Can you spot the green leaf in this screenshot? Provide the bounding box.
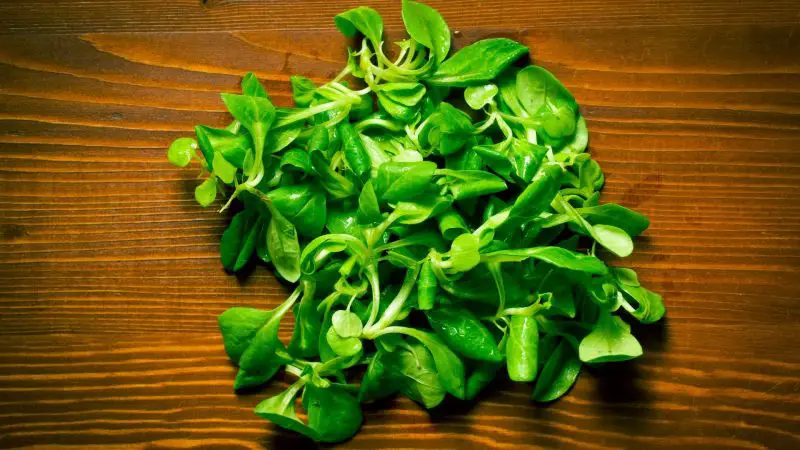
[356,180,383,225]
[438,169,507,200]
[426,102,473,155]
[194,177,217,207]
[480,246,608,275]
[377,92,419,123]
[334,6,384,45]
[445,233,481,273]
[303,383,363,443]
[255,383,321,441]
[195,125,251,169]
[417,259,438,310]
[592,224,634,258]
[266,209,301,282]
[218,306,272,364]
[507,163,562,222]
[359,134,391,174]
[238,293,298,372]
[242,72,269,98]
[401,0,450,65]
[426,306,502,362]
[393,328,466,399]
[358,349,401,403]
[617,282,666,324]
[338,121,371,178]
[560,115,588,154]
[220,210,259,272]
[464,83,498,110]
[288,287,322,358]
[310,151,357,199]
[280,148,312,175]
[506,315,539,382]
[579,312,643,363]
[387,342,447,408]
[220,93,276,157]
[376,82,427,107]
[515,65,578,143]
[465,361,501,400]
[577,159,604,192]
[167,137,196,167]
[212,152,237,184]
[235,216,262,271]
[265,123,302,154]
[326,325,363,357]
[532,340,581,402]
[436,209,469,241]
[374,161,437,203]
[290,76,316,108]
[613,267,640,286]
[428,38,528,87]
[268,184,327,238]
[332,310,363,338]
[233,366,281,391]
[579,204,650,237]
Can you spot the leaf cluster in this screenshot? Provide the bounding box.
[167,0,664,443]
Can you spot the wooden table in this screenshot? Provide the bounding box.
[1,1,799,448]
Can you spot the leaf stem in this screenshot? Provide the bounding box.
[363,264,421,337]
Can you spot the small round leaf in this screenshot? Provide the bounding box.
[167,137,196,167]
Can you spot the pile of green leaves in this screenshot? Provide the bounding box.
[167,0,664,443]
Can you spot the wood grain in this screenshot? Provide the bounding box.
[2,0,800,34]
[1,2,800,448]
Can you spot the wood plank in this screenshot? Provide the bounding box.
[0,11,798,450]
[1,0,799,35]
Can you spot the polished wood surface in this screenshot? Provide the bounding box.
[1,1,799,448]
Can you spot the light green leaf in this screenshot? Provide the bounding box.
[167,137,196,167]
[579,312,643,364]
[194,177,217,207]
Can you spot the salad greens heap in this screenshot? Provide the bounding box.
[167,0,665,443]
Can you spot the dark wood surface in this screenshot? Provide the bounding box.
[1,1,799,448]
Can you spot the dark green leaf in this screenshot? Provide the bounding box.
[374,161,437,203]
[218,306,271,364]
[303,383,363,443]
[220,210,259,272]
[266,209,301,282]
[268,184,327,238]
[532,340,581,402]
[358,349,401,403]
[387,341,447,408]
[465,361,501,400]
[426,306,502,362]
